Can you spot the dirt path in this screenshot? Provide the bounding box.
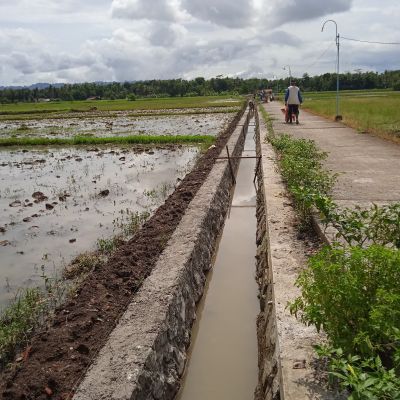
[264,102,400,208]
[0,108,245,400]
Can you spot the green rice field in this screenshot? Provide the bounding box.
[0,95,243,119]
[302,89,400,140]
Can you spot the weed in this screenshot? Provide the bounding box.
[316,347,400,400]
[269,133,336,225]
[63,252,103,279]
[320,202,400,248]
[122,211,150,237]
[97,237,119,254]
[0,288,44,367]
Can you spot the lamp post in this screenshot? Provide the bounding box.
[282,65,292,86]
[272,74,279,97]
[322,19,342,121]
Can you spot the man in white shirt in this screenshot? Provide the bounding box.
[284,81,303,124]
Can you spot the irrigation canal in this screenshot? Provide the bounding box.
[176,116,259,400]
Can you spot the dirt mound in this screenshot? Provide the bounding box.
[0,107,245,400]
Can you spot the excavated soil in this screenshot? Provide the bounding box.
[0,107,245,400]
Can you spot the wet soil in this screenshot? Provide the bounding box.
[0,112,235,139]
[0,107,245,399]
[0,145,198,306]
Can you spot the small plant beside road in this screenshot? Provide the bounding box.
[291,244,400,399]
[269,133,336,226]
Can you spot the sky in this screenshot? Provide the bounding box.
[0,0,399,85]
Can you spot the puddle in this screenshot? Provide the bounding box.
[0,145,199,307]
[0,113,235,139]
[176,119,258,400]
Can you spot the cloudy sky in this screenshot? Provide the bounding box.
[1,0,399,85]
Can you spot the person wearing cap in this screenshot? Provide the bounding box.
[284,81,303,124]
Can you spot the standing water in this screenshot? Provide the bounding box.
[176,117,259,400]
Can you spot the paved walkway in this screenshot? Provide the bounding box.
[263,102,400,208]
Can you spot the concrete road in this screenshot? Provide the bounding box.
[263,102,400,208]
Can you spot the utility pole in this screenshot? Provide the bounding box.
[322,19,342,121]
[282,65,292,86]
[272,75,279,97]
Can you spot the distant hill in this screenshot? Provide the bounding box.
[0,81,129,90]
[0,83,65,90]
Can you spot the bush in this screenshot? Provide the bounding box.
[392,81,400,91]
[319,203,400,248]
[269,134,336,224]
[290,245,400,362]
[317,347,400,400]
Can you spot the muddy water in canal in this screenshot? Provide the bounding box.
[176,121,258,400]
[0,145,199,306]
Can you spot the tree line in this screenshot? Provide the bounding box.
[1,70,400,103]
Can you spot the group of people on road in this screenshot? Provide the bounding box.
[250,81,303,124]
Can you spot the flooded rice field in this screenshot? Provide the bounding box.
[0,112,235,139]
[0,145,199,307]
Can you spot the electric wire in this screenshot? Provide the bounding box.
[341,36,400,45]
[297,41,336,77]
[303,40,336,71]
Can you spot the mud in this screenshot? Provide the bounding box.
[0,113,235,139]
[0,105,245,400]
[0,145,199,307]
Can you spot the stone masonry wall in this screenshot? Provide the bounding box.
[254,107,281,400]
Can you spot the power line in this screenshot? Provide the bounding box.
[341,36,400,45]
[303,41,336,71]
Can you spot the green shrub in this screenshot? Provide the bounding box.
[290,245,400,362]
[319,203,400,248]
[269,134,336,224]
[317,347,400,400]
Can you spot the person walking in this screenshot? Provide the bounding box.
[284,81,303,124]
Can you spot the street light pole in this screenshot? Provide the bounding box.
[272,74,279,96]
[282,65,292,86]
[322,19,342,121]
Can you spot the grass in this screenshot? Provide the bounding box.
[302,90,400,140]
[0,134,215,147]
[0,288,45,366]
[0,96,243,118]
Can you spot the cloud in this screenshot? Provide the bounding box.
[147,22,183,47]
[111,0,179,21]
[267,0,353,27]
[1,0,400,86]
[263,30,303,47]
[180,0,254,28]
[0,28,43,52]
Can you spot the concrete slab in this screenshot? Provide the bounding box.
[264,102,400,203]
